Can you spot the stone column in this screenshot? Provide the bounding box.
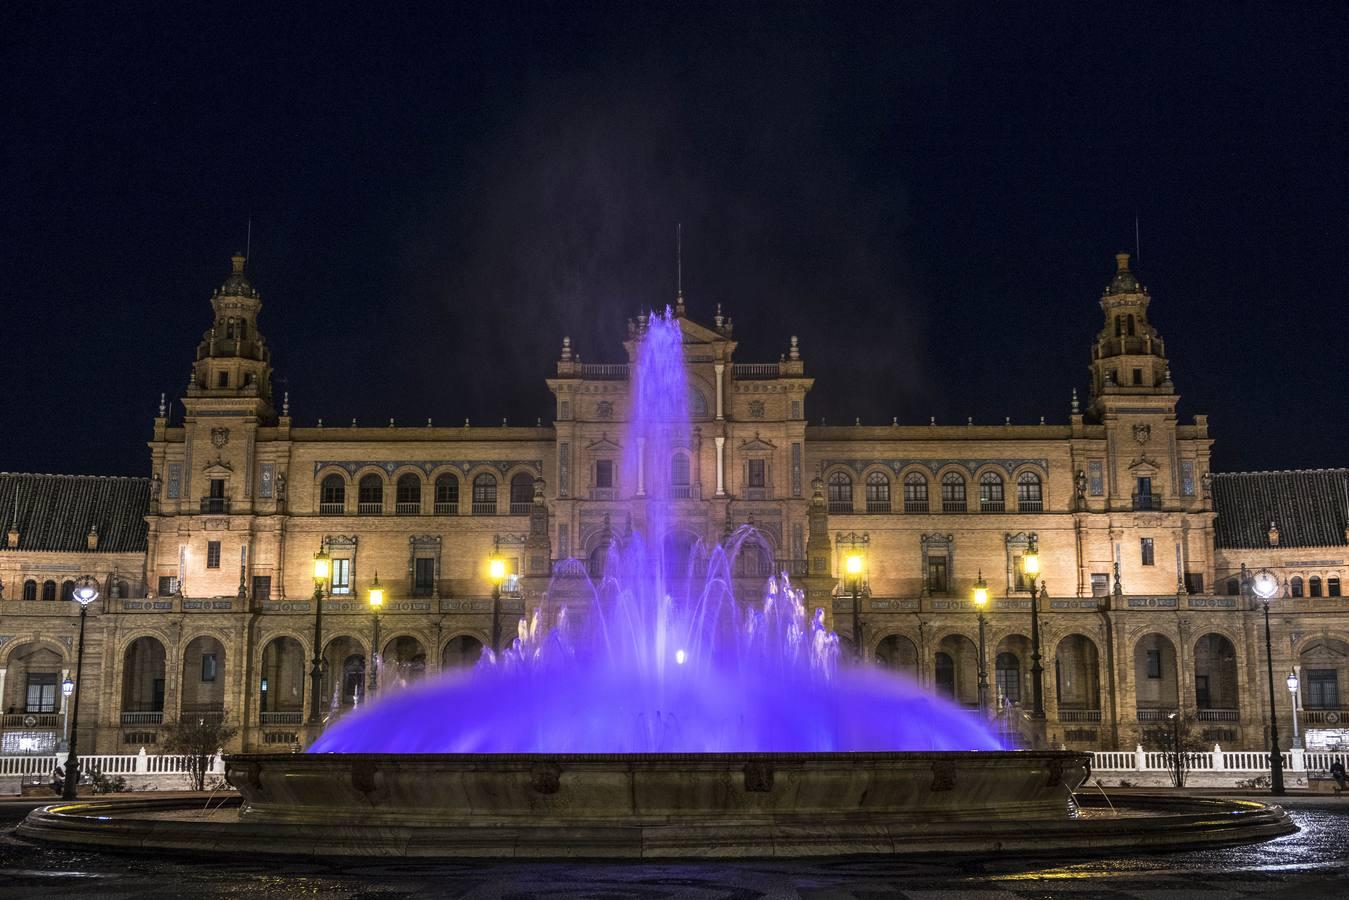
[636,437,646,496]
[714,437,726,496]
[0,667,7,712]
[714,364,725,420]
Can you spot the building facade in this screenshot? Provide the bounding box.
[2,251,1348,754]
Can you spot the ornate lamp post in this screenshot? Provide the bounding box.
[1287,670,1300,749]
[1250,567,1285,795]
[62,575,99,800]
[845,551,865,662]
[1022,537,1045,721]
[972,571,990,716]
[367,573,385,696]
[488,553,507,652]
[60,675,74,750]
[307,544,330,730]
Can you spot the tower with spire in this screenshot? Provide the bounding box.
[185,252,274,420]
[1088,252,1172,413]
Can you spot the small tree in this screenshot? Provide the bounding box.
[161,717,239,791]
[1133,713,1208,788]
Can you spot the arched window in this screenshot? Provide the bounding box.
[1310,576,1323,598]
[61,580,75,602]
[23,579,37,602]
[1114,315,1124,337]
[670,453,691,498]
[1291,576,1304,598]
[357,474,384,514]
[934,652,955,698]
[319,474,346,513]
[901,473,927,512]
[690,389,709,419]
[1225,577,1241,596]
[941,473,967,512]
[588,544,609,579]
[979,472,1005,511]
[827,472,853,513]
[471,473,497,515]
[42,580,57,602]
[1330,576,1342,597]
[995,652,1021,705]
[434,474,459,514]
[1016,472,1043,511]
[1126,314,1136,336]
[395,474,421,514]
[509,473,534,513]
[865,472,892,513]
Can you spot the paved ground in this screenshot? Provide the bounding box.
[0,796,1346,899]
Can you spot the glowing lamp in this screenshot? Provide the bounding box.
[1251,570,1280,600]
[313,546,330,581]
[62,675,74,697]
[71,576,99,607]
[1022,549,1040,576]
[488,557,507,584]
[1287,671,1299,694]
[675,649,688,665]
[844,553,864,576]
[971,572,989,609]
[368,573,385,609]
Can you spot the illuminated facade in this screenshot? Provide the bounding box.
[2,251,1348,754]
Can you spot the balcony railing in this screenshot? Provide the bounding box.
[120,711,164,725]
[319,501,345,515]
[902,499,927,513]
[509,502,532,515]
[433,501,458,515]
[980,499,1005,512]
[1196,708,1240,722]
[1058,709,1102,723]
[1132,493,1162,511]
[668,485,694,499]
[578,363,629,379]
[731,363,781,379]
[1304,707,1349,725]
[471,502,497,515]
[2,713,58,728]
[394,501,421,515]
[828,501,853,514]
[1018,499,1044,512]
[198,498,230,514]
[942,499,967,512]
[182,706,225,724]
[1135,707,1177,723]
[357,501,383,515]
[260,710,304,726]
[861,499,888,513]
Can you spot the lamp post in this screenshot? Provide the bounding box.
[488,553,506,652]
[1022,537,1045,721]
[307,544,330,731]
[62,576,99,800]
[845,551,865,662]
[367,573,385,696]
[60,675,74,750]
[1250,567,1285,795]
[972,571,990,716]
[1287,670,1300,749]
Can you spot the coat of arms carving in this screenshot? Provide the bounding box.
[1131,423,1151,445]
[211,427,230,448]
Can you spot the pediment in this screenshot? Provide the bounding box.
[1128,455,1161,471]
[1301,641,1347,663]
[677,316,728,345]
[740,434,777,451]
[585,435,622,452]
[202,458,234,475]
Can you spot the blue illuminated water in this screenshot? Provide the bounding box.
[310,310,1001,753]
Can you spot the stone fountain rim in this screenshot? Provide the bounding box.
[229,749,1088,763]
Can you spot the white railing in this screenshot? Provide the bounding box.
[259,710,304,725]
[0,748,225,778]
[579,363,629,378]
[1059,709,1103,723]
[120,711,164,725]
[1,713,59,728]
[731,363,781,378]
[1196,708,1240,722]
[1090,744,1343,774]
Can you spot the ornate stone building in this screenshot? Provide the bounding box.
[2,251,1347,754]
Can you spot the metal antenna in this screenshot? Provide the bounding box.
[246,216,252,259]
[676,223,683,297]
[1134,212,1141,263]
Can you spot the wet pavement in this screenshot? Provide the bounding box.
[0,796,1346,898]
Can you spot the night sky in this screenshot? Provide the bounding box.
[3,4,1345,477]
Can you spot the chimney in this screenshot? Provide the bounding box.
[5,524,18,549]
[1267,521,1280,548]
[87,524,99,551]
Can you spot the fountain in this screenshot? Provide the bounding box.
[18,311,1295,858]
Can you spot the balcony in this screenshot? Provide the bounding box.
[731,363,781,379]
[1,713,58,728]
[198,498,230,514]
[182,705,225,724]
[394,502,421,516]
[433,501,458,515]
[828,501,853,514]
[1058,709,1102,723]
[1196,708,1240,722]
[357,501,383,515]
[867,500,893,513]
[260,710,304,726]
[471,502,497,515]
[319,502,345,515]
[668,485,694,500]
[578,363,630,379]
[120,711,164,726]
[509,502,532,515]
[980,499,1005,512]
[1135,707,1177,723]
[942,500,967,513]
[1304,707,1349,725]
[902,499,927,513]
[1018,499,1044,512]
[1132,493,1162,511]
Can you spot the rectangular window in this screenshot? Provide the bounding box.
[1184,572,1205,594]
[594,459,613,489]
[26,673,58,713]
[1307,669,1340,708]
[251,575,271,601]
[791,443,802,497]
[1013,555,1029,592]
[1194,674,1210,708]
[209,478,226,498]
[1132,368,1143,385]
[201,654,217,682]
[413,557,435,595]
[790,400,802,419]
[1140,538,1155,566]
[559,400,571,420]
[158,575,178,596]
[217,371,229,388]
[166,463,182,499]
[206,541,221,569]
[330,558,351,595]
[1330,577,1342,597]
[927,557,948,594]
[1146,649,1162,679]
[748,459,766,488]
[1091,573,1110,597]
[1088,460,1104,496]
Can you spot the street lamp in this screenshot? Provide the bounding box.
[367,573,385,696]
[1249,566,1285,795]
[845,551,865,662]
[61,675,74,750]
[307,544,330,731]
[972,571,990,716]
[488,551,507,652]
[1287,670,1300,749]
[1022,537,1045,721]
[62,575,99,800]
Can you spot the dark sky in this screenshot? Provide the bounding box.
[3,3,1345,476]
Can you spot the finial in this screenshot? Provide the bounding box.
[464,418,470,427]
[427,417,432,427]
[1115,252,1130,272]
[231,252,246,274]
[967,416,973,426]
[561,336,572,361]
[536,417,542,427]
[158,393,166,418]
[317,417,323,428]
[789,335,800,360]
[892,416,898,426]
[502,417,508,427]
[282,391,290,416]
[674,223,685,316]
[855,417,861,426]
[351,418,357,428]
[187,370,194,389]
[388,418,395,428]
[714,303,724,329]
[1071,387,1080,415]
[1005,416,1011,426]
[1039,415,1046,425]
[930,416,936,425]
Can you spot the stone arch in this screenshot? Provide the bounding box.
[1295,635,1349,712]
[380,634,428,685]
[441,633,487,672]
[661,528,704,581]
[508,470,536,512]
[824,466,854,512]
[121,634,168,718]
[1053,633,1101,711]
[993,632,1032,709]
[390,467,426,512]
[467,466,500,514]
[355,468,387,512]
[180,634,227,719]
[1,640,67,715]
[860,465,893,512]
[934,633,980,706]
[429,467,461,513]
[873,633,919,679]
[974,466,1006,511]
[936,466,968,512]
[1193,632,1240,712]
[321,634,369,708]
[316,467,350,511]
[1132,632,1180,714]
[899,467,929,512]
[258,635,306,716]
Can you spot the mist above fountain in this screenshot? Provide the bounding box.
[310,310,1000,754]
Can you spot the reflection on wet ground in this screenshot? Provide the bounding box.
[0,798,1346,898]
